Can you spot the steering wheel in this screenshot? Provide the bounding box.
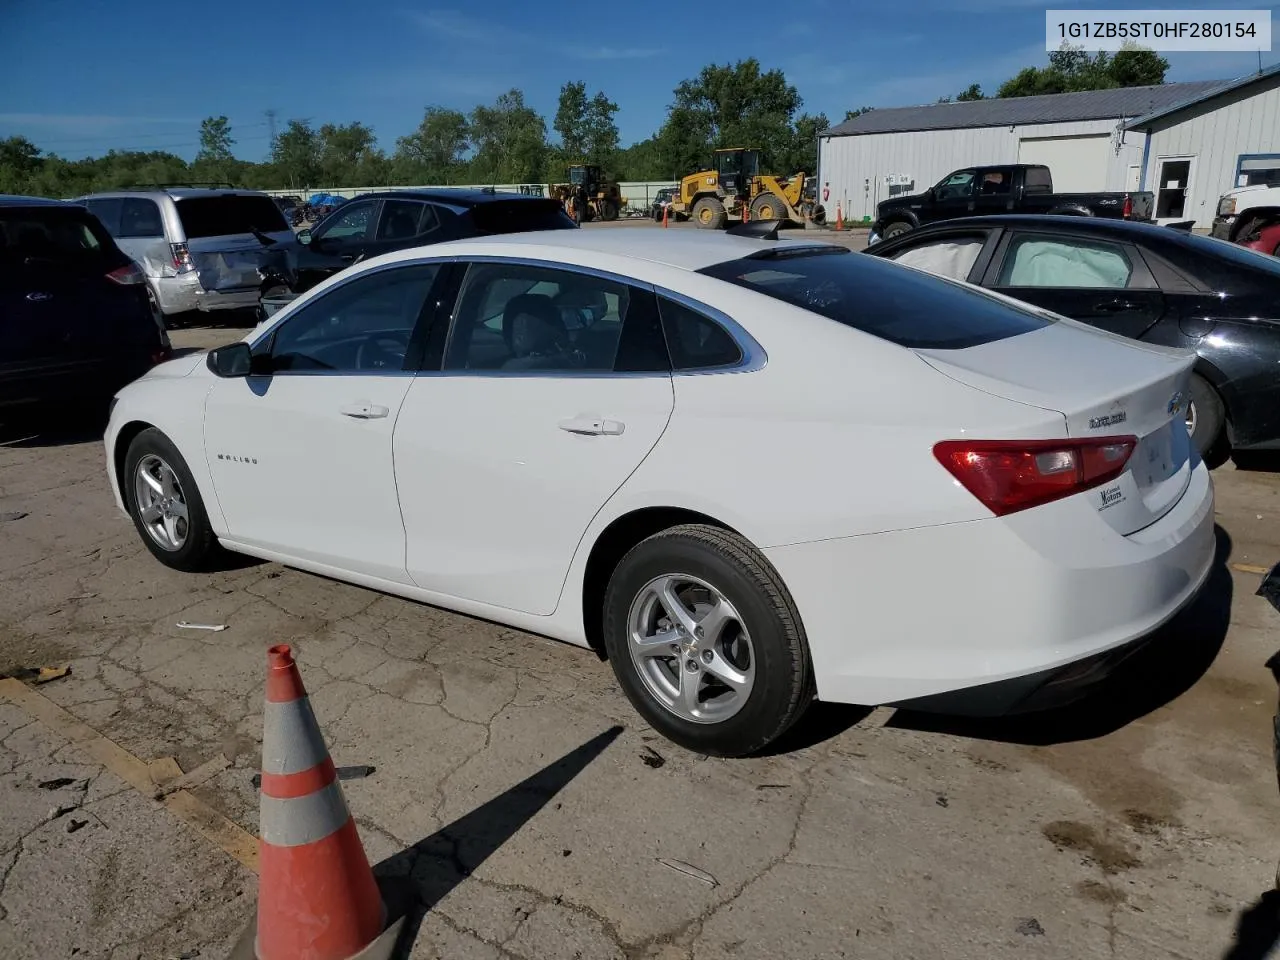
[355,330,412,371]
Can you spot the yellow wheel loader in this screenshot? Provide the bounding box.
[668,149,825,229]
[548,165,623,223]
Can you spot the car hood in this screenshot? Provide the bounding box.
[1222,183,1279,200]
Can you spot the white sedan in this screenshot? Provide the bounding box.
[104,227,1216,756]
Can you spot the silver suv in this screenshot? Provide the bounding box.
[74,188,294,324]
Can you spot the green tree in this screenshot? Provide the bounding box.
[843,106,873,123]
[585,91,620,169]
[956,84,985,102]
[394,107,469,184]
[0,136,43,194]
[196,116,234,163]
[271,119,321,188]
[553,81,590,162]
[998,42,1167,97]
[553,82,620,173]
[1109,44,1170,87]
[781,112,829,176]
[317,122,383,185]
[469,89,548,184]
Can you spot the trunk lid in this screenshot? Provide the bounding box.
[175,194,295,293]
[915,321,1196,535]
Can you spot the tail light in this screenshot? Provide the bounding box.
[106,263,145,284]
[933,436,1137,516]
[170,242,194,273]
[1122,195,1133,219]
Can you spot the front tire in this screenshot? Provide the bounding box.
[881,220,913,239]
[124,428,223,571]
[750,194,786,222]
[602,524,813,757]
[691,197,727,230]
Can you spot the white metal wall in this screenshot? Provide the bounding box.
[1139,76,1280,229]
[818,119,1147,223]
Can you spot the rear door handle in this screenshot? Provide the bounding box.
[340,401,389,420]
[1094,299,1141,313]
[558,416,624,436]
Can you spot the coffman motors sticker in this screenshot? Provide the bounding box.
[1089,411,1127,430]
[1098,484,1125,510]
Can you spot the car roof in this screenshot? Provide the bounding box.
[407,228,846,272]
[898,214,1183,241]
[76,187,274,200]
[345,188,564,207]
[0,194,81,208]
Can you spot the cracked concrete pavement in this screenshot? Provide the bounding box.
[2,321,1280,959]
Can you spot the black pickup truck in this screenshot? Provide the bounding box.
[870,164,1154,242]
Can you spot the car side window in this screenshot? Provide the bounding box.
[997,235,1134,289]
[889,236,986,282]
[936,170,976,201]
[316,200,376,242]
[118,198,164,239]
[978,169,1013,196]
[84,198,123,235]
[657,297,743,370]
[443,263,636,373]
[263,264,439,373]
[376,200,437,241]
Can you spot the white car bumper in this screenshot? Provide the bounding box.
[764,456,1216,710]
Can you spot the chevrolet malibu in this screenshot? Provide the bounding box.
[103,229,1216,756]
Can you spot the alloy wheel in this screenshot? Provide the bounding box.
[133,454,189,551]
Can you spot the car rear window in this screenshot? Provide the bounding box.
[175,195,288,238]
[698,248,1052,350]
[468,199,577,235]
[0,206,117,268]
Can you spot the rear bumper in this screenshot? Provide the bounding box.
[152,273,263,314]
[764,455,1216,709]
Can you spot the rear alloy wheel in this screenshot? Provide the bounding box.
[124,427,223,571]
[1186,372,1228,466]
[603,524,813,757]
[691,197,727,230]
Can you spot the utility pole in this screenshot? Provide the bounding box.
[265,109,278,146]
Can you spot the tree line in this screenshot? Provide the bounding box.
[0,46,1169,199]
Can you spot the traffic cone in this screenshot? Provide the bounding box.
[662,204,669,228]
[231,644,403,960]
[836,203,844,232]
[742,203,749,224]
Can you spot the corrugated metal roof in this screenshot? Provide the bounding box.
[1124,62,1280,129]
[826,80,1229,136]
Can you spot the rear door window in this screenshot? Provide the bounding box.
[698,248,1051,350]
[174,194,288,238]
[0,207,119,277]
[84,198,123,234]
[656,298,743,370]
[997,236,1135,288]
[317,200,376,242]
[376,200,438,241]
[888,235,987,282]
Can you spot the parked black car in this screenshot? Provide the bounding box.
[1,195,171,422]
[864,214,1280,463]
[282,188,579,294]
[871,164,1155,241]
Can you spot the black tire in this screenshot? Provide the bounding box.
[691,197,727,230]
[597,199,619,222]
[750,194,786,222]
[123,427,223,572]
[602,524,813,757]
[881,220,913,239]
[1187,372,1228,466]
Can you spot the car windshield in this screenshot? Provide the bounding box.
[175,194,289,238]
[0,206,112,269]
[469,199,578,234]
[1178,231,1280,278]
[698,247,1053,350]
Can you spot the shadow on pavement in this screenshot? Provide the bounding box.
[1233,451,1280,473]
[884,526,1234,746]
[1222,889,1280,960]
[0,418,107,449]
[377,724,623,959]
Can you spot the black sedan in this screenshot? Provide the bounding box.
[865,214,1280,463]
[285,188,578,294]
[1,195,171,424]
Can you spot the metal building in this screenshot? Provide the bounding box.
[819,66,1280,229]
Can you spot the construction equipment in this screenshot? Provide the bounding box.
[668,148,826,230]
[548,165,623,223]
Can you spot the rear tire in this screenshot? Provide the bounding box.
[1187,372,1228,466]
[691,197,727,230]
[881,220,913,239]
[597,199,619,222]
[602,524,813,757]
[124,428,224,572]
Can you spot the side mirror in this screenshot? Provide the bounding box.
[297,228,312,245]
[207,342,253,378]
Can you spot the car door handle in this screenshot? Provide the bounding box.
[558,416,624,436]
[340,401,389,420]
[1093,299,1141,313]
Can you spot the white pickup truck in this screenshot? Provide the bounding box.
[1211,182,1280,240]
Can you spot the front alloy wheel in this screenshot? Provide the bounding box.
[134,453,190,551]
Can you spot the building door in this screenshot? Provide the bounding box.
[1126,165,1141,192]
[1154,156,1195,221]
[1017,135,1110,192]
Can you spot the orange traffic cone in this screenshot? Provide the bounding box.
[232,644,402,960]
[836,202,844,231]
[662,203,669,228]
[741,203,749,224]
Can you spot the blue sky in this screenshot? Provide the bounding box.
[1,0,1277,161]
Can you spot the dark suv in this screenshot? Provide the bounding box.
[287,189,578,293]
[1,195,171,421]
